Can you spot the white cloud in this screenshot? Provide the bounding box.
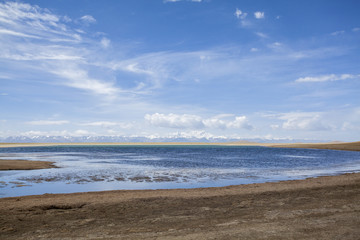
[234,8,248,22]
[295,74,358,83]
[80,15,96,24]
[63,15,72,23]
[0,2,121,99]
[145,113,254,130]
[270,124,280,130]
[0,2,59,23]
[81,121,133,129]
[331,30,345,36]
[101,37,110,48]
[0,28,40,39]
[254,11,265,19]
[234,8,242,19]
[275,112,333,131]
[0,2,81,42]
[234,8,250,26]
[162,131,224,140]
[203,116,253,130]
[341,122,360,131]
[81,121,118,127]
[352,27,360,32]
[26,120,70,125]
[226,116,254,130]
[268,42,283,49]
[282,116,329,131]
[255,32,268,38]
[20,129,94,137]
[145,113,204,129]
[73,129,91,136]
[0,1,163,102]
[50,66,119,97]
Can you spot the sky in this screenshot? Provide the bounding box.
[0,0,359,142]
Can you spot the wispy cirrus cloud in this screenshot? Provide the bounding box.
[80,121,133,129]
[0,1,123,99]
[255,32,268,38]
[331,30,345,36]
[295,74,359,83]
[26,120,70,125]
[79,15,96,24]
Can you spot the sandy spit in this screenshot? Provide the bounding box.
[0,160,57,170]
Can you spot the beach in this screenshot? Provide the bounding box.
[0,141,359,239]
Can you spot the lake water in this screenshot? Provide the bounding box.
[1,145,360,198]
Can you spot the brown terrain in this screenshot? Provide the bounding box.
[0,141,359,239]
[0,160,57,171]
[269,141,360,152]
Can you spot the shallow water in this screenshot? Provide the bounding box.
[1,145,360,198]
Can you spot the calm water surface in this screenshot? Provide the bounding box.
[1,145,360,197]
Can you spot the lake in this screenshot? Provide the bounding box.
[1,145,360,198]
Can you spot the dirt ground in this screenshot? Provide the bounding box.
[1,172,359,239]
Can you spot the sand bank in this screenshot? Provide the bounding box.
[269,141,360,152]
[0,160,57,170]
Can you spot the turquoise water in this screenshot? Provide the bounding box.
[1,145,360,198]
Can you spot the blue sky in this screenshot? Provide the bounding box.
[0,0,359,141]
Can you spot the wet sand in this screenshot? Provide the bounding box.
[0,141,359,239]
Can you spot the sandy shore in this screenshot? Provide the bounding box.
[0,141,359,239]
[0,172,359,239]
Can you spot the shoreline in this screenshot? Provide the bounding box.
[0,140,359,151]
[1,172,359,239]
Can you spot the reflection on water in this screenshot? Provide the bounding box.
[1,145,360,197]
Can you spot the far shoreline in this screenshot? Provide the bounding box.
[0,140,359,151]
